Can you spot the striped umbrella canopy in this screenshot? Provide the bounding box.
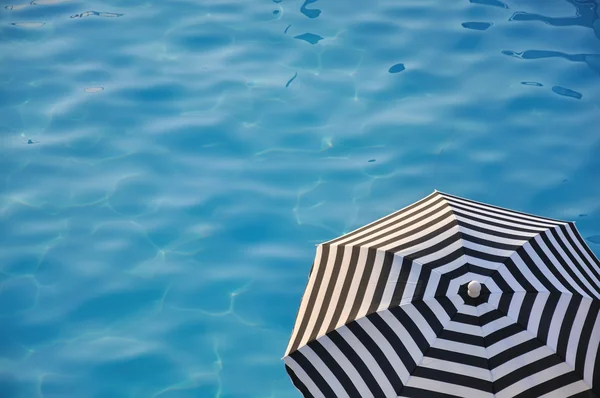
[283,190,600,398]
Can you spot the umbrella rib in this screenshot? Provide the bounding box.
[395,305,470,397]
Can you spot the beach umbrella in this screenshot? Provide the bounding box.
[283,190,600,398]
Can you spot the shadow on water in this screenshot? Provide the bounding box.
[509,0,600,40]
[506,0,600,76]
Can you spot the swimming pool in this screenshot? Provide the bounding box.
[1,0,599,397]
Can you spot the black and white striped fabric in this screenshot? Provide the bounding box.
[283,190,600,398]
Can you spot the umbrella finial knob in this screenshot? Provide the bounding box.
[468,280,481,298]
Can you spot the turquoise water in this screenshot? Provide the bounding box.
[1,0,600,397]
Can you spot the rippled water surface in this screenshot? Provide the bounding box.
[2,0,600,396]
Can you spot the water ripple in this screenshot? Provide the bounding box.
[1,0,600,397]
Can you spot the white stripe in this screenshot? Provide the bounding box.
[487,330,531,357]
[379,309,423,364]
[431,338,487,358]
[453,213,541,239]
[434,254,467,274]
[546,294,571,352]
[298,345,350,398]
[317,246,354,337]
[379,254,406,309]
[533,233,589,297]
[410,232,463,263]
[491,345,549,378]
[523,242,569,293]
[286,245,325,355]
[301,246,341,346]
[511,254,550,293]
[402,376,494,398]
[564,224,600,276]
[337,246,370,329]
[536,380,591,398]
[462,239,516,259]
[398,260,423,306]
[481,277,501,294]
[457,304,481,316]
[548,228,600,298]
[422,266,442,301]
[527,293,549,335]
[357,249,386,316]
[458,224,532,246]
[337,326,397,398]
[284,356,326,398]
[492,264,529,292]
[507,292,526,321]
[584,309,600,386]
[402,304,437,343]
[352,200,451,249]
[318,335,375,398]
[486,292,501,309]
[356,317,411,382]
[566,298,592,368]
[482,316,514,338]
[449,202,553,231]
[378,213,457,254]
[443,195,563,227]
[444,320,483,336]
[496,362,574,398]
[420,356,492,381]
[327,191,440,246]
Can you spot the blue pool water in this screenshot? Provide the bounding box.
[1,0,600,397]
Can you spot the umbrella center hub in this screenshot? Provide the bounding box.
[467,280,482,298]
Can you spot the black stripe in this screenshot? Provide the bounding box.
[556,224,600,291]
[367,251,395,314]
[400,225,462,260]
[328,330,387,397]
[489,338,544,369]
[327,192,442,245]
[400,386,463,398]
[556,295,582,360]
[366,204,455,249]
[289,350,336,397]
[368,312,417,373]
[326,246,361,333]
[440,191,566,224]
[517,292,537,329]
[455,217,534,241]
[369,210,455,253]
[575,298,600,377]
[413,265,432,303]
[537,293,560,344]
[452,208,543,234]
[541,230,598,298]
[289,245,331,353]
[389,306,430,353]
[439,329,485,346]
[513,371,583,398]
[285,364,314,398]
[412,366,493,392]
[346,247,377,324]
[485,323,522,347]
[346,321,404,395]
[307,245,345,343]
[498,257,536,292]
[426,348,488,368]
[425,247,464,269]
[494,354,563,392]
[389,257,413,307]
[529,236,580,296]
[309,340,363,398]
